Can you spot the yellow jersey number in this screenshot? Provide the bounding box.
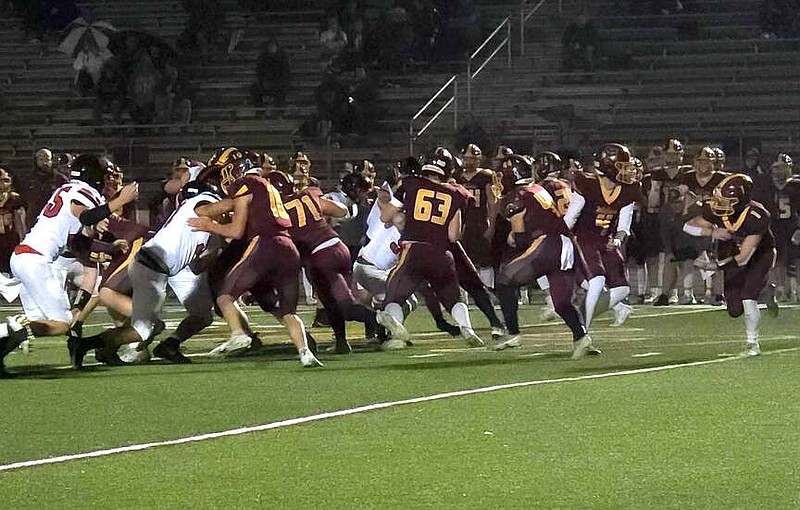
[412,189,452,226]
[283,194,322,227]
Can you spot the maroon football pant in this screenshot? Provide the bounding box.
[723,247,775,318]
[497,235,585,341]
[219,235,301,317]
[385,242,461,312]
[305,240,376,341]
[574,234,629,288]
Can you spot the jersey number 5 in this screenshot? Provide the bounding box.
[413,189,452,225]
[42,185,72,218]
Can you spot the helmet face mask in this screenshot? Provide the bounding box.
[594,143,640,184]
[71,154,105,190]
[664,139,684,167]
[533,151,562,182]
[208,147,255,195]
[694,147,716,178]
[265,170,296,199]
[462,143,482,171]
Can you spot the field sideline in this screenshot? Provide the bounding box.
[1,302,798,508]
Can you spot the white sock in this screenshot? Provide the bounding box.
[536,275,550,291]
[385,302,405,324]
[743,299,760,344]
[450,302,473,331]
[0,323,8,338]
[585,275,606,328]
[478,267,495,289]
[609,286,630,309]
[301,269,314,300]
[544,292,554,310]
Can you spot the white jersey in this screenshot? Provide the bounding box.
[359,202,401,270]
[20,180,105,261]
[143,192,219,276]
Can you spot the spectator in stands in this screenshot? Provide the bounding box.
[17,148,66,229]
[252,38,291,107]
[760,0,800,38]
[178,0,226,58]
[561,10,599,73]
[370,7,414,71]
[320,15,348,68]
[341,17,366,70]
[343,65,379,135]
[314,67,349,136]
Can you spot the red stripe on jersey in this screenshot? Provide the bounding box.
[77,188,101,207]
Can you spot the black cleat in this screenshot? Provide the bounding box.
[153,340,192,364]
[94,346,126,366]
[652,294,670,306]
[327,337,353,354]
[435,318,461,337]
[306,332,318,355]
[68,336,90,370]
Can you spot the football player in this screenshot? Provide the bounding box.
[0,167,26,275]
[455,143,497,289]
[649,138,693,305]
[187,148,322,367]
[3,154,138,376]
[68,168,221,369]
[681,146,730,305]
[564,143,643,332]
[268,168,377,354]
[684,174,778,355]
[375,158,484,349]
[766,154,800,301]
[494,172,592,357]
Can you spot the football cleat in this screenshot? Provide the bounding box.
[678,295,695,305]
[300,348,323,367]
[434,317,461,337]
[209,333,252,357]
[68,336,90,370]
[325,338,353,355]
[571,335,593,360]
[461,327,485,348]
[745,342,761,357]
[491,326,507,340]
[492,334,521,351]
[120,342,151,364]
[653,294,670,306]
[380,338,407,351]
[153,339,192,364]
[611,303,633,327]
[376,310,409,343]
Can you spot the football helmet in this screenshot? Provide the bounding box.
[664,138,684,166]
[207,147,257,194]
[432,146,461,178]
[70,154,106,190]
[180,179,221,200]
[261,153,277,173]
[354,159,376,185]
[693,146,716,177]
[395,157,420,178]
[420,157,448,179]
[710,173,753,217]
[341,171,371,201]
[0,167,11,193]
[291,151,312,190]
[461,143,482,171]
[771,153,794,188]
[712,147,726,172]
[532,151,563,182]
[264,170,295,199]
[593,143,641,184]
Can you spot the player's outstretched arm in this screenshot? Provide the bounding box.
[195,198,234,219]
[187,195,250,239]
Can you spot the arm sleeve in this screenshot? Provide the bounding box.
[563,191,585,230]
[78,204,112,226]
[616,203,635,236]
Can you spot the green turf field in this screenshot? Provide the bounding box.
[1,302,798,509]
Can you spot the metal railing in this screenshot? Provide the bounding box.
[466,17,512,112]
[520,0,561,56]
[409,74,458,155]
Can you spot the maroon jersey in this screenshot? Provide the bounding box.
[283,186,338,255]
[520,183,571,237]
[701,201,775,262]
[456,169,493,231]
[401,175,469,249]
[0,192,25,237]
[651,165,691,211]
[573,172,643,240]
[769,177,800,224]
[229,175,291,240]
[539,177,572,217]
[108,214,152,244]
[680,170,729,202]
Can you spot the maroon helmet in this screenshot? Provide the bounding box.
[710,173,753,217]
[593,143,641,184]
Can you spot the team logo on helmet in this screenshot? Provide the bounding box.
[533,151,563,182]
[207,147,256,195]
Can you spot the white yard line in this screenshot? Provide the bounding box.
[2,346,798,473]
